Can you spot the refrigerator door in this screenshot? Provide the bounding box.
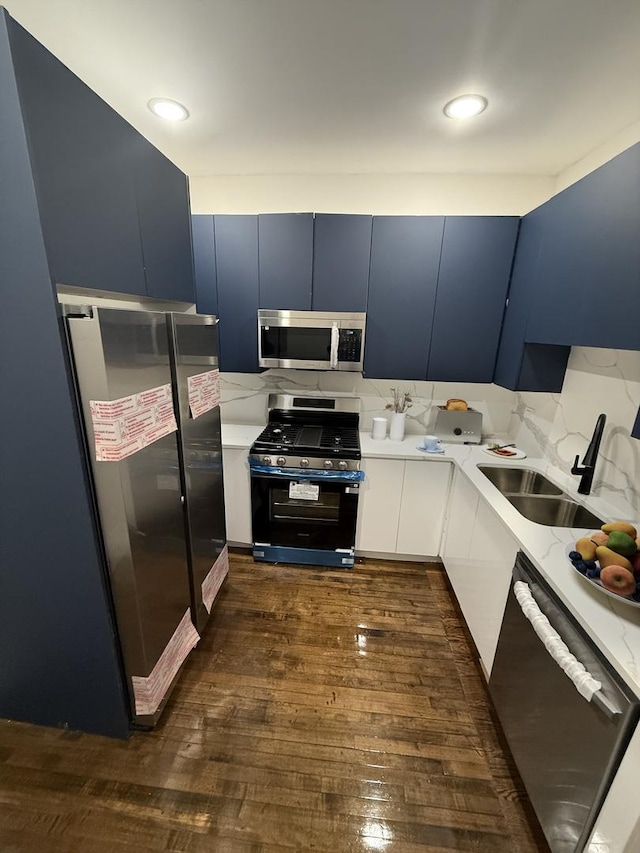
[167,313,228,632]
[65,307,198,726]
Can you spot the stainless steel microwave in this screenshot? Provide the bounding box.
[258,310,366,372]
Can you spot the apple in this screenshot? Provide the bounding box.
[631,551,640,576]
[590,532,609,547]
[600,565,636,596]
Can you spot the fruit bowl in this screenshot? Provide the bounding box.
[566,526,640,608]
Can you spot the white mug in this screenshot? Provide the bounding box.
[423,434,441,452]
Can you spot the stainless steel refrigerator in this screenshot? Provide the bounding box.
[63,306,227,727]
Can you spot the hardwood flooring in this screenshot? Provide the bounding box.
[0,553,549,852]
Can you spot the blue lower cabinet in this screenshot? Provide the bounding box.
[214,215,259,372]
[192,215,217,315]
[428,216,519,382]
[365,216,444,380]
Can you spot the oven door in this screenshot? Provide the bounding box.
[250,466,363,567]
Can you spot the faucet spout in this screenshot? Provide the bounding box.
[571,413,606,495]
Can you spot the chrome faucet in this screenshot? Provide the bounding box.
[571,413,606,495]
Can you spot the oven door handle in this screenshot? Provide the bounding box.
[249,463,364,482]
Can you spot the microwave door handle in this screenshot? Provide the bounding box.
[330,323,339,369]
[512,581,620,718]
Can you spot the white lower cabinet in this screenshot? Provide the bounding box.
[441,467,518,676]
[357,458,452,558]
[221,447,252,545]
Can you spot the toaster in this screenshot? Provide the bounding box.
[427,406,483,444]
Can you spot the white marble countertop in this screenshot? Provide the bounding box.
[363,434,640,696]
[221,423,263,448]
[222,423,640,695]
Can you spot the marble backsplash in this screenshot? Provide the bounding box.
[509,348,640,517]
[220,370,515,438]
[220,348,640,517]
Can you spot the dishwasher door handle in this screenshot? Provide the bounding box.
[513,581,621,718]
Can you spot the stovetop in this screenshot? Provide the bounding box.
[253,422,360,456]
[250,402,361,471]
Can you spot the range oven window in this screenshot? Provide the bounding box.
[270,488,340,523]
[260,326,331,361]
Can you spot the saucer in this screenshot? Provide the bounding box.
[416,445,445,454]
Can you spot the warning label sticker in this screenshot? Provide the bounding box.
[90,383,177,462]
[187,369,220,419]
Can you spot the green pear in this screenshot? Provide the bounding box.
[596,546,633,572]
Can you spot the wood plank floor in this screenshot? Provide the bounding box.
[0,553,549,852]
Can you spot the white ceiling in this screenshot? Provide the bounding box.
[6,0,640,177]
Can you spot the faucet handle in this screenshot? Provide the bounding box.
[571,454,584,474]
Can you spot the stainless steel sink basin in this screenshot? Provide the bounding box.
[479,466,563,496]
[506,495,605,529]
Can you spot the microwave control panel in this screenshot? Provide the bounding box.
[337,329,362,362]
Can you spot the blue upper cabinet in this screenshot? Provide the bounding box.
[428,217,519,382]
[493,206,570,392]
[365,216,444,380]
[312,214,372,312]
[258,214,313,310]
[527,143,640,350]
[134,138,195,303]
[215,215,260,372]
[8,17,146,296]
[192,215,218,316]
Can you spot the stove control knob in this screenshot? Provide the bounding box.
[338,461,348,470]
[276,456,287,467]
[324,460,334,469]
[300,458,309,467]
[261,456,272,465]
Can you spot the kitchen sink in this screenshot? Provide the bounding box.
[506,495,605,529]
[479,466,563,495]
[478,465,605,528]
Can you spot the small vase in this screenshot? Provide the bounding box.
[389,411,406,441]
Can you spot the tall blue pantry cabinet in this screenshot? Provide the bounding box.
[0,8,195,737]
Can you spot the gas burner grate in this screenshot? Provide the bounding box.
[320,427,360,451]
[258,423,300,446]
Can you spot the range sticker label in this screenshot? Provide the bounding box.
[90,383,177,462]
[187,369,220,419]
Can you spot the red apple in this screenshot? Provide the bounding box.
[590,532,609,547]
[600,565,637,596]
[631,552,640,577]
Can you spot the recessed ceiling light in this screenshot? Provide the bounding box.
[443,94,488,119]
[147,98,189,121]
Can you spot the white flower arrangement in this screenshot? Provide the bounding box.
[385,388,412,414]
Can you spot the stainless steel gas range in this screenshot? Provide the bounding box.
[249,395,363,568]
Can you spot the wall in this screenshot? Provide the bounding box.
[220,370,514,439]
[553,119,640,195]
[509,347,640,518]
[190,173,554,216]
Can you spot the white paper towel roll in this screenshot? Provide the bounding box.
[371,417,387,440]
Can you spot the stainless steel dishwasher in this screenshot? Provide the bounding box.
[489,552,639,853]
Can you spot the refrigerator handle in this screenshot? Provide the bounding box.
[513,581,621,719]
